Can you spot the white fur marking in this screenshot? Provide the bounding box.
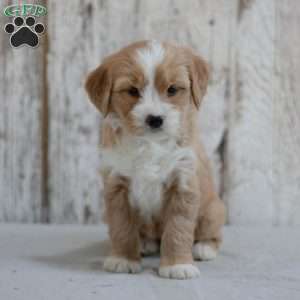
[131,97,180,138]
[193,242,217,261]
[100,135,196,220]
[136,40,165,81]
[103,256,141,273]
[134,41,176,137]
[159,264,200,279]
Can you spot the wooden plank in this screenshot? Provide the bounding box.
[47,0,99,223]
[0,1,44,222]
[224,0,275,224]
[142,0,237,194]
[273,0,300,225]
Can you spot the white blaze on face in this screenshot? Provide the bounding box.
[136,40,165,83]
[132,40,180,138]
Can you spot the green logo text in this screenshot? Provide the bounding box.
[3,4,47,17]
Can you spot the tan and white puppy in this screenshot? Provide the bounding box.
[85,40,225,279]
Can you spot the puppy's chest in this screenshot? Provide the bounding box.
[101,137,196,219]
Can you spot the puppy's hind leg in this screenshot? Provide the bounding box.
[193,197,226,261]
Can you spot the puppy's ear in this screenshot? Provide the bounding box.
[85,62,112,116]
[188,51,209,109]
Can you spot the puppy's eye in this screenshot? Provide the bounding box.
[128,86,140,97]
[167,85,178,97]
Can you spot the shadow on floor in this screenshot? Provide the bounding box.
[30,240,110,273]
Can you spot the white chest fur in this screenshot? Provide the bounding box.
[100,134,196,220]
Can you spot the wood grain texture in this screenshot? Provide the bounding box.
[218,0,300,225]
[47,0,101,223]
[0,1,44,222]
[1,0,300,225]
[224,0,275,224]
[274,0,300,225]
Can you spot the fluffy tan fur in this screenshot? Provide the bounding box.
[85,41,225,277]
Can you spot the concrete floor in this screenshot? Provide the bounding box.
[0,224,299,300]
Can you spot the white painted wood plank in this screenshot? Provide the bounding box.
[273,0,300,225]
[0,8,43,222]
[224,0,275,224]
[47,0,101,223]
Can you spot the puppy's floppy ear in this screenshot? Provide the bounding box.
[188,51,209,109]
[85,62,112,116]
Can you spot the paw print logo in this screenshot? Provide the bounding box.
[4,16,45,48]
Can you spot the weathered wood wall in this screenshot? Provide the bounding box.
[0,0,299,225]
[0,0,45,222]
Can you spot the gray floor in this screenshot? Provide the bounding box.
[0,224,299,300]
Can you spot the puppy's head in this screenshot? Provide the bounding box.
[85,40,209,139]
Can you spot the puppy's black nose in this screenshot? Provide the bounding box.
[145,115,164,129]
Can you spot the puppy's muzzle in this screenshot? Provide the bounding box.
[145,115,164,129]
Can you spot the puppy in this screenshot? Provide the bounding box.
[85,40,225,279]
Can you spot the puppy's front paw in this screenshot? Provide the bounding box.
[193,242,217,261]
[103,256,141,273]
[158,264,200,279]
